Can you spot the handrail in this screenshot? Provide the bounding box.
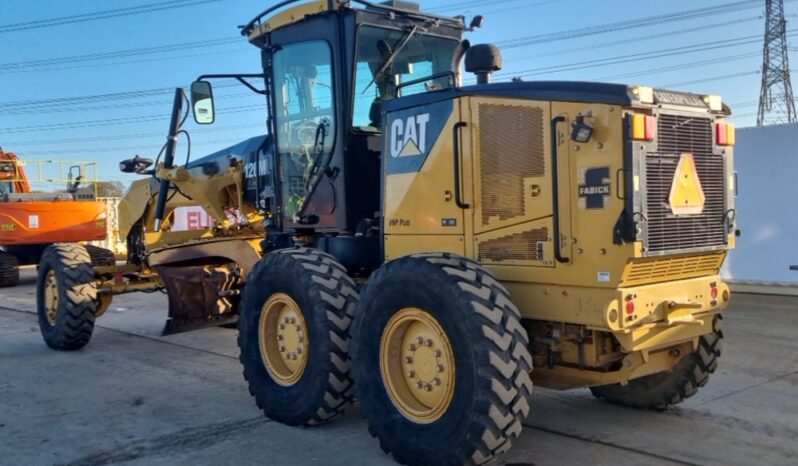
[550,116,570,264]
[452,121,469,209]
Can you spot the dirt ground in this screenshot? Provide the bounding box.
[1,266,796,466]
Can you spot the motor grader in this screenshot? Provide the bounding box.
[37,0,738,464]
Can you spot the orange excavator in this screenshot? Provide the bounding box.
[0,147,113,286]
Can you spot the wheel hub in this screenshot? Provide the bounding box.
[381,307,455,423]
[43,270,59,326]
[259,293,309,386]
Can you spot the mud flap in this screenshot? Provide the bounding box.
[155,263,242,335]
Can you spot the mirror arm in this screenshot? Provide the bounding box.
[196,73,268,95]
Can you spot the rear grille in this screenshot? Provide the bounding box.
[644,114,726,254]
[620,251,725,287]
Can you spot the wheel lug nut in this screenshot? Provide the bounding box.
[295,325,301,331]
[416,381,424,389]
[408,370,416,378]
[279,345,286,352]
[424,339,433,347]
[424,384,433,392]
[284,317,290,323]
[277,334,283,340]
[433,349,441,357]
[296,348,302,354]
[416,336,424,344]
[408,343,416,351]
[433,377,441,386]
[279,323,285,330]
[290,317,296,324]
[298,336,304,343]
[436,364,444,372]
[404,356,413,364]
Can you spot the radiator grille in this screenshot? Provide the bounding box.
[478,228,548,262]
[479,104,545,226]
[620,251,725,287]
[644,114,726,253]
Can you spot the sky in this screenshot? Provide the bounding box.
[0,0,793,187]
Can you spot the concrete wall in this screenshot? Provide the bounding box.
[722,123,798,286]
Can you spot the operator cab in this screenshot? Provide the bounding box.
[249,0,465,235]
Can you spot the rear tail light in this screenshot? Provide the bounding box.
[630,114,656,141]
[716,122,735,146]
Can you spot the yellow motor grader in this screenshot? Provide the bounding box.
[37,1,738,464]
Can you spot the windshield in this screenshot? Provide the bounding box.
[272,40,335,221]
[353,27,459,130]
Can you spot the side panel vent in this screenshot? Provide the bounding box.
[478,228,549,262]
[479,104,545,226]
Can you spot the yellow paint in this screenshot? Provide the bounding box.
[248,0,330,40]
[380,307,455,423]
[726,123,736,145]
[379,92,734,392]
[383,116,465,238]
[259,292,309,386]
[669,154,706,215]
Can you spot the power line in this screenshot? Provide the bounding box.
[595,51,762,82]
[0,37,242,73]
[661,71,760,88]
[4,122,266,147]
[495,32,772,79]
[0,81,243,111]
[0,91,258,116]
[14,137,254,156]
[506,16,761,62]
[497,0,784,48]
[0,0,221,34]
[0,105,264,134]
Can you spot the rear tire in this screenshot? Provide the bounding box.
[36,243,97,350]
[84,245,116,267]
[238,248,358,426]
[590,315,723,410]
[351,253,533,466]
[0,251,19,287]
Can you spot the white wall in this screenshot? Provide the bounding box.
[722,123,798,284]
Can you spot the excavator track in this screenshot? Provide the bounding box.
[0,251,20,287]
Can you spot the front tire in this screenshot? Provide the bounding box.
[238,248,358,426]
[36,243,97,350]
[590,315,723,410]
[351,253,533,466]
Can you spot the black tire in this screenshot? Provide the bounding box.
[84,244,116,267]
[590,315,723,410]
[36,243,97,350]
[351,253,533,466]
[238,247,358,426]
[0,251,20,287]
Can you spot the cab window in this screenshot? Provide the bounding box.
[352,27,458,131]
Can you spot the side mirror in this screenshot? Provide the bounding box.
[191,80,215,125]
[469,15,484,31]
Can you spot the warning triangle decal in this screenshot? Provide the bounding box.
[669,153,705,215]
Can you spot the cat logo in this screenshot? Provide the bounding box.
[390,113,430,158]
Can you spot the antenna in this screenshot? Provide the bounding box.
[757,0,797,126]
